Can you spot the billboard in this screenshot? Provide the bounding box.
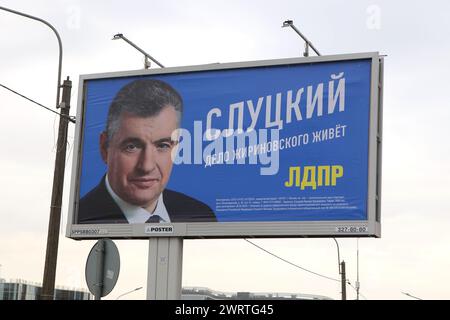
[67,52,383,239]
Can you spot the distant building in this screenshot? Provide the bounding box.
[0,278,332,300]
[181,287,333,300]
[0,278,91,300]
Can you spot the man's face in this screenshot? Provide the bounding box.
[100,107,178,209]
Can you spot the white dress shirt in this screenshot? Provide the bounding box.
[105,175,171,223]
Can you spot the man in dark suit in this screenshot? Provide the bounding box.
[77,79,216,224]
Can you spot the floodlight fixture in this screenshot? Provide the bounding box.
[112,33,124,40]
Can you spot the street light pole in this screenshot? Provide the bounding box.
[282,19,321,57]
[333,238,341,274]
[0,5,68,301]
[116,287,143,300]
[112,33,165,69]
[402,292,422,300]
[356,238,360,300]
[333,238,347,300]
[0,6,63,109]
[340,260,347,300]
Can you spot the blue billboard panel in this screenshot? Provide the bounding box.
[75,56,374,226]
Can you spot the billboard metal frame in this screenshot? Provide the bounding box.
[66,52,383,240]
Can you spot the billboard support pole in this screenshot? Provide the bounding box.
[146,237,183,300]
[124,49,184,300]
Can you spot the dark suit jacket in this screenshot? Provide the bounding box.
[78,177,216,224]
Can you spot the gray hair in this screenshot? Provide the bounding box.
[105,79,183,144]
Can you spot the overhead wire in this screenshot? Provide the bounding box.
[244,239,368,299]
[0,83,75,123]
[244,239,340,282]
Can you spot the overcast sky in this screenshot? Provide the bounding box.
[0,0,449,300]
